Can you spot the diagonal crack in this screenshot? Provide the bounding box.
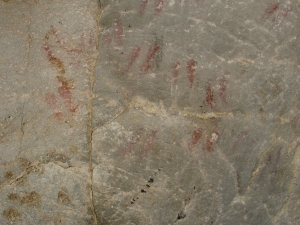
[88,2,101,225]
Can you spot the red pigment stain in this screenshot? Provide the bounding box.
[172,62,181,85]
[114,20,123,45]
[43,45,65,74]
[155,0,164,14]
[141,130,158,157]
[206,86,214,108]
[126,46,141,73]
[103,32,112,48]
[45,93,64,120]
[140,43,159,73]
[56,76,77,113]
[262,2,279,20]
[186,59,196,88]
[188,128,203,152]
[139,0,148,15]
[274,7,292,24]
[219,76,227,104]
[205,132,218,152]
[121,128,145,156]
[232,131,248,152]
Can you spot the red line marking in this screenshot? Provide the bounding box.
[140,43,159,73]
[139,0,148,15]
[186,59,196,88]
[206,86,214,108]
[219,76,227,104]
[126,46,141,73]
[188,128,203,152]
[114,19,123,45]
[155,0,164,14]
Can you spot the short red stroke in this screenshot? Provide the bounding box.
[126,46,141,73]
[56,76,77,113]
[188,128,203,152]
[219,76,227,104]
[206,86,214,108]
[139,0,148,15]
[262,2,279,20]
[205,132,218,152]
[186,59,196,88]
[140,43,159,73]
[141,130,158,157]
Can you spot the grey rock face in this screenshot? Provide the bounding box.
[0,0,300,224]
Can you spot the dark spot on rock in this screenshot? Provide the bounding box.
[141,189,146,193]
[7,193,20,201]
[4,171,14,179]
[3,207,21,221]
[18,157,31,168]
[57,190,71,205]
[148,178,154,183]
[21,191,41,207]
[177,211,186,220]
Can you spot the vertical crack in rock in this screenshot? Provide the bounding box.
[88,2,101,225]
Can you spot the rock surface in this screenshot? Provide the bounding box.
[0,0,300,224]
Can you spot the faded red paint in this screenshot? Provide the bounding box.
[141,130,158,157]
[139,0,148,15]
[262,3,279,20]
[56,76,77,113]
[104,32,112,48]
[114,20,123,45]
[155,0,164,14]
[121,128,145,156]
[186,59,196,88]
[206,86,214,108]
[45,93,57,109]
[219,76,227,104]
[274,7,292,24]
[126,46,141,73]
[140,43,159,73]
[188,128,203,152]
[43,45,65,74]
[172,62,180,84]
[232,131,248,152]
[205,132,218,152]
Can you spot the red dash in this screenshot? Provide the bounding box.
[206,86,214,108]
[186,59,196,88]
[114,20,123,45]
[205,132,218,152]
[155,0,164,14]
[103,32,112,48]
[262,3,279,20]
[141,130,158,157]
[140,43,159,73]
[172,62,181,85]
[139,0,148,15]
[126,46,141,73]
[43,45,65,74]
[188,128,203,152]
[56,76,77,113]
[121,128,145,156]
[219,76,227,104]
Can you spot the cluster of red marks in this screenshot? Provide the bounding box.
[114,19,124,45]
[121,128,158,157]
[56,76,77,113]
[219,76,227,104]
[204,132,219,152]
[141,130,158,157]
[172,62,181,85]
[206,86,214,108]
[43,45,65,74]
[188,128,203,152]
[125,46,141,73]
[186,59,196,88]
[45,93,64,120]
[232,131,248,152]
[155,0,164,14]
[140,43,159,73]
[261,2,280,20]
[139,0,149,15]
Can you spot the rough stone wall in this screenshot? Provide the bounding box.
[0,0,300,224]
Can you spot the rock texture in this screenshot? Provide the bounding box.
[0,0,300,224]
